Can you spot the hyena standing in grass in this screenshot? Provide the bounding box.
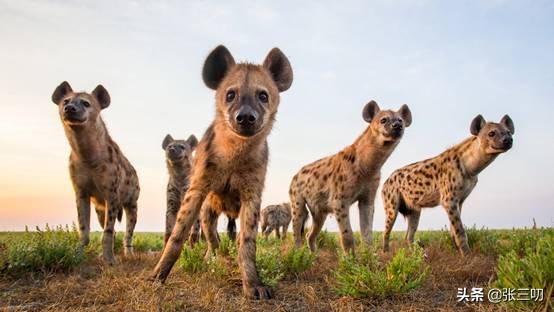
[162,134,237,247]
[382,115,515,256]
[51,81,139,264]
[290,101,412,254]
[150,45,293,299]
[260,203,291,239]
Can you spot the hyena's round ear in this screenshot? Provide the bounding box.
[51,81,73,104]
[362,100,380,123]
[186,134,199,150]
[202,45,236,90]
[92,85,110,109]
[263,48,293,92]
[162,134,173,150]
[470,114,486,136]
[500,114,515,134]
[398,104,412,127]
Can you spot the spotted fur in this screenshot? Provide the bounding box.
[382,115,515,256]
[260,203,291,239]
[51,81,139,264]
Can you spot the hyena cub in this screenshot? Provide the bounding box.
[382,115,515,256]
[162,134,198,245]
[260,203,291,239]
[51,81,139,264]
[162,134,237,247]
[150,45,293,300]
[290,101,412,254]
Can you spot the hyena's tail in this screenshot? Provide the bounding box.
[227,217,237,241]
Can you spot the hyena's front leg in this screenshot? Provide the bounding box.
[75,191,91,247]
[359,178,378,247]
[200,201,220,257]
[405,210,421,244]
[333,200,355,255]
[164,187,181,246]
[443,200,470,256]
[102,198,119,265]
[238,193,272,299]
[124,202,137,255]
[151,190,206,282]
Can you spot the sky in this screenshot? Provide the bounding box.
[0,0,553,233]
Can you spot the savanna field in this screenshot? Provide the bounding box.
[0,226,552,312]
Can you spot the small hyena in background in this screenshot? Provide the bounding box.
[382,115,515,256]
[260,203,291,239]
[290,101,412,254]
[162,134,237,247]
[162,134,198,245]
[150,45,293,300]
[51,81,139,264]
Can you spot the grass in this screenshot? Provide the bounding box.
[1,226,553,311]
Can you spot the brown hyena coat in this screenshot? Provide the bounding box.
[162,134,198,245]
[290,101,412,254]
[382,115,515,256]
[150,45,293,300]
[162,134,237,247]
[51,81,139,264]
[260,203,291,239]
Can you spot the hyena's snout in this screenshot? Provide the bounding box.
[62,101,87,123]
[231,101,264,136]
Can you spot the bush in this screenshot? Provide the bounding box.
[256,247,284,287]
[316,230,339,251]
[2,225,87,275]
[282,246,316,276]
[334,245,428,298]
[178,241,209,274]
[465,226,501,255]
[133,233,164,252]
[218,234,237,258]
[494,235,554,311]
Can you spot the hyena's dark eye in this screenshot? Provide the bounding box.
[226,90,236,103]
[380,117,388,124]
[82,101,90,108]
[258,91,268,103]
[488,131,495,137]
[63,99,70,105]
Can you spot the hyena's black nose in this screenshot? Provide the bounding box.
[64,104,77,113]
[391,121,403,130]
[502,137,513,146]
[235,106,258,125]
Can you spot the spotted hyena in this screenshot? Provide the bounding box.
[150,45,293,300]
[51,81,139,264]
[290,101,412,254]
[260,203,291,239]
[382,115,515,256]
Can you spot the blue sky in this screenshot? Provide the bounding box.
[0,0,553,232]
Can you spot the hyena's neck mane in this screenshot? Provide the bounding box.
[343,126,399,177]
[448,136,498,177]
[64,117,111,166]
[167,160,192,183]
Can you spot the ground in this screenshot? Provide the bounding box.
[0,228,551,312]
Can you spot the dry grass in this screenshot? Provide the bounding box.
[0,232,514,312]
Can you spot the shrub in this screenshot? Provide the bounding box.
[178,242,209,274]
[133,233,164,252]
[2,225,87,275]
[494,236,554,311]
[218,234,237,259]
[465,226,501,255]
[282,246,316,276]
[334,245,428,298]
[316,230,339,251]
[256,247,284,287]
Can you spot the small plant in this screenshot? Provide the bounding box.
[316,230,338,251]
[218,234,237,258]
[334,245,428,298]
[178,242,209,274]
[466,226,501,255]
[133,233,164,252]
[2,225,87,275]
[282,246,316,276]
[494,236,554,311]
[256,247,284,287]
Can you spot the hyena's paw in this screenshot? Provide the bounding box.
[244,284,274,300]
[103,254,117,266]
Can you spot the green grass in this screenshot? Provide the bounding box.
[333,244,429,298]
[494,234,554,311]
